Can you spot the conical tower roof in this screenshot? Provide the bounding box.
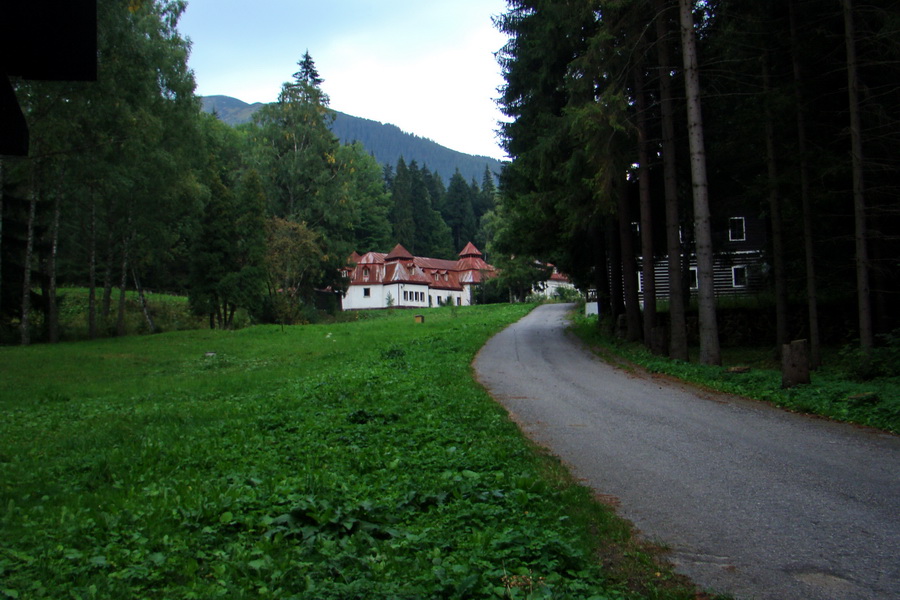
[385,243,414,261]
[458,242,482,258]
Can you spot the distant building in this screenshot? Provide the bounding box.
[340,243,495,310]
[530,265,576,298]
[635,214,768,301]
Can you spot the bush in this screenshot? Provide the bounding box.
[553,286,583,302]
[838,329,900,381]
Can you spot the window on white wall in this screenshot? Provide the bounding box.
[363,288,370,298]
[732,266,748,288]
[729,217,746,241]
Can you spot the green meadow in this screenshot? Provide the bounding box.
[0,304,714,600]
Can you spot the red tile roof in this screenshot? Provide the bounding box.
[385,243,414,261]
[344,242,495,291]
[459,242,482,257]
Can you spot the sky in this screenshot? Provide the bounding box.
[177,0,511,160]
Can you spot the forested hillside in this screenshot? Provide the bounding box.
[201,95,503,185]
[3,0,898,370]
[0,1,499,344]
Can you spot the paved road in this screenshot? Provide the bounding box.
[473,304,900,600]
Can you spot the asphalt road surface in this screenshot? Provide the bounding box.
[473,303,900,600]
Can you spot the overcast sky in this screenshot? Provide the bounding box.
[178,0,510,160]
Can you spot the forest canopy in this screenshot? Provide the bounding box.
[2,0,898,366]
[493,0,900,365]
[0,0,498,343]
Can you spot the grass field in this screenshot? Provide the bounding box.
[0,304,719,600]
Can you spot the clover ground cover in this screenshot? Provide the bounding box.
[1,305,713,599]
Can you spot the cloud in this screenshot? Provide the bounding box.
[181,0,509,159]
[322,19,507,158]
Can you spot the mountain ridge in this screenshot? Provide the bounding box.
[201,95,503,185]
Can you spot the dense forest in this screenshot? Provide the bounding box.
[0,0,498,343]
[493,0,900,366]
[202,95,504,185]
[2,0,898,366]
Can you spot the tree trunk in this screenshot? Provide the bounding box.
[47,180,63,343]
[607,217,624,334]
[0,158,4,318]
[679,0,720,365]
[594,223,611,332]
[88,195,98,339]
[789,0,821,369]
[634,66,656,346]
[655,0,689,361]
[842,0,873,357]
[133,268,156,333]
[20,166,39,346]
[102,227,114,319]
[763,56,789,352]
[116,235,130,337]
[618,181,642,342]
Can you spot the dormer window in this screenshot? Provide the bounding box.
[362,267,370,280]
[729,217,746,242]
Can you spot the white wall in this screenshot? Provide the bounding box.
[342,284,386,310]
[395,284,430,308]
[532,279,576,298]
[344,284,471,310]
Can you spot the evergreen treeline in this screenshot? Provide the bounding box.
[0,0,498,343]
[492,0,900,366]
[201,95,504,185]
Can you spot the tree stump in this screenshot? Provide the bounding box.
[782,339,810,388]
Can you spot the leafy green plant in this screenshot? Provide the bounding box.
[1,304,720,599]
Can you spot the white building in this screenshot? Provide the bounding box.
[532,266,576,298]
[340,243,495,310]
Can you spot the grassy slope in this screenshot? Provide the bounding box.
[570,314,900,434]
[0,305,717,600]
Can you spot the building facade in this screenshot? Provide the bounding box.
[634,214,769,302]
[340,243,495,310]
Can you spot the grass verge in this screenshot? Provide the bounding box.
[1,304,721,599]
[570,314,900,434]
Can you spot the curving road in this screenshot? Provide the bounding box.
[473,303,900,600]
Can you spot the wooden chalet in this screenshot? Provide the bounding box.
[636,214,769,302]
